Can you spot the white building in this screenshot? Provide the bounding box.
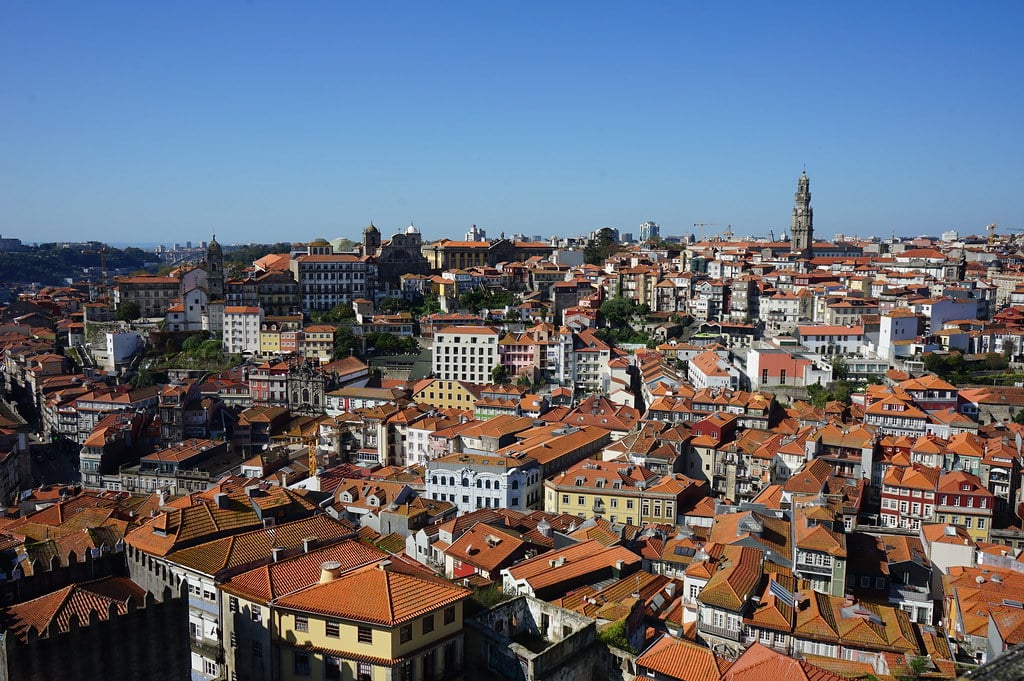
[426,452,542,514]
[687,350,740,390]
[222,306,264,355]
[432,325,499,384]
[877,309,921,360]
[795,325,865,356]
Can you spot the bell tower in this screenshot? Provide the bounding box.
[790,171,813,258]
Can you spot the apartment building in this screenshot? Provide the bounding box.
[432,326,499,384]
[223,306,264,355]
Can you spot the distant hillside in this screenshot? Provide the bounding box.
[0,242,150,284]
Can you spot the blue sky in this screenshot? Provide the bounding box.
[2,2,1022,245]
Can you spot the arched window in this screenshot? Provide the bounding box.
[511,480,519,490]
[493,481,500,491]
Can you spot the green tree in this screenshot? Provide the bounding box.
[491,364,510,384]
[599,296,636,328]
[584,227,619,266]
[831,355,849,380]
[806,383,829,408]
[332,325,359,359]
[181,332,210,353]
[115,301,141,322]
[379,297,404,313]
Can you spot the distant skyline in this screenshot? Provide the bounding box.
[2,2,1023,244]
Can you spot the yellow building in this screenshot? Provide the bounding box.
[260,329,283,356]
[412,378,481,411]
[544,458,706,525]
[274,562,470,681]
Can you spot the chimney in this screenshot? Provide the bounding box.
[271,546,285,563]
[213,492,229,509]
[615,559,625,571]
[319,560,343,584]
[378,560,391,571]
[302,537,317,553]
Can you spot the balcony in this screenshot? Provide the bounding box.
[190,637,224,662]
[794,561,833,576]
[696,620,742,642]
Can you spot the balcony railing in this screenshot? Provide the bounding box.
[890,584,931,603]
[190,637,224,662]
[794,561,833,576]
[696,621,742,642]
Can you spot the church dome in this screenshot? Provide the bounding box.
[405,222,419,235]
[364,223,380,235]
[310,237,330,246]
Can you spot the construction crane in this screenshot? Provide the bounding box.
[693,223,733,243]
[769,229,776,243]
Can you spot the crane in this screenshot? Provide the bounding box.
[693,223,733,243]
[987,223,998,245]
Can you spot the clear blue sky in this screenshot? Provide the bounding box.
[2,2,1022,245]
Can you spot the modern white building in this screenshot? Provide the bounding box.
[432,325,499,384]
[222,306,264,355]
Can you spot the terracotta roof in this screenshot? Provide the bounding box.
[275,564,470,626]
[222,539,386,603]
[636,634,726,681]
[165,515,355,576]
[1,576,146,642]
[722,642,851,681]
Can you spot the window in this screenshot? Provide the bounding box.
[423,614,435,634]
[295,616,308,632]
[978,517,987,529]
[204,660,219,677]
[358,625,372,643]
[294,651,311,676]
[325,656,342,681]
[326,621,340,638]
[626,500,634,510]
[561,494,569,504]
[357,662,372,681]
[230,632,237,648]
[577,496,585,505]
[229,596,238,613]
[251,607,262,623]
[400,624,412,643]
[444,606,456,625]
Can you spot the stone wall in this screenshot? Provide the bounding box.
[0,582,189,681]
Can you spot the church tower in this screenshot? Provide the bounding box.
[790,171,814,257]
[206,234,224,301]
[363,222,381,257]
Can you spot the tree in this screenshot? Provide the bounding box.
[379,297,404,313]
[331,325,359,359]
[115,301,141,322]
[584,227,619,266]
[831,355,849,380]
[181,332,210,353]
[491,364,510,384]
[599,296,636,328]
[806,383,829,408]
